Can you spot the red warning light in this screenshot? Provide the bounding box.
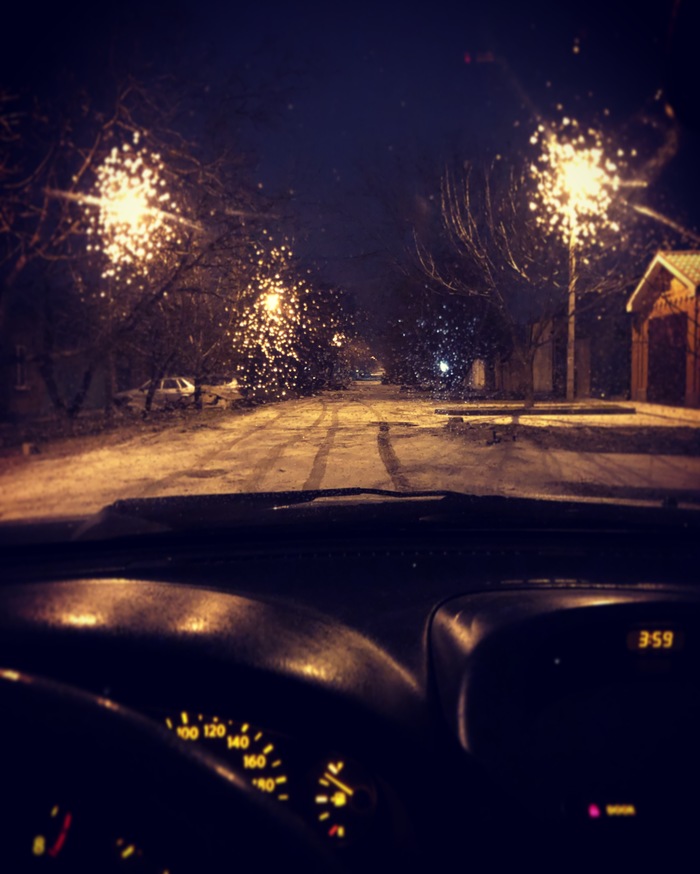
[588,803,601,819]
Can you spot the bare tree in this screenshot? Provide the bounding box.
[0,79,271,421]
[415,158,663,400]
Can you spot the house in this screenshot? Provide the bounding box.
[0,291,49,422]
[627,250,700,407]
[0,281,111,424]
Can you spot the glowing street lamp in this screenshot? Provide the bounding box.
[530,121,622,400]
[263,292,281,313]
[84,136,189,281]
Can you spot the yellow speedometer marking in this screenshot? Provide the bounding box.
[181,712,188,725]
[263,744,274,754]
[272,760,282,768]
[275,776,287,784]
[121,844,136,859]
[319,779,330,787]
[316,795,328,803]
[319,812,330,821]
[279,794,289,801]
[241,724,249,733]
[254,731,263,741]
[165,718,173,729]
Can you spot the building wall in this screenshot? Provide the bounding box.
[630,317,648,402]
[466,358,487,390]
[532,340,553,394]
[494,355,528,395]
[0,308,46,421]
[1,299,110,423]
[575,338,591,398]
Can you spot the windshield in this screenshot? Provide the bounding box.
[2,0,700,522]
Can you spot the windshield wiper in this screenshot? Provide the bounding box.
[0,489,693,550]
[70,488,455,540]
[66,487,696,542]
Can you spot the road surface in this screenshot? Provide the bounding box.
[2,382,700,521]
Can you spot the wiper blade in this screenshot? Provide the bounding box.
[254,487,454,505]
[72,488,456,540]
[69,487,696,543]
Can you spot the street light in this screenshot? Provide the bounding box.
[84,136,189,281]
[263,292,281,313]
[530,122,622,400]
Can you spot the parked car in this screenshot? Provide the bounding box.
[114,377,198,410]
[201,375,245,403]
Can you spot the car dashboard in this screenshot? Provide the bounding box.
[1,493,699,873]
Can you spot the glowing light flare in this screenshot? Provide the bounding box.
[232,236,354,400]
[85,136,185,279]
[232,240,329,399]
[103,183,150,228]
[530,124,624,246]
[233,277,306,396]
[264,293,281,313]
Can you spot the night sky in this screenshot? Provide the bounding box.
[4,0,699,296]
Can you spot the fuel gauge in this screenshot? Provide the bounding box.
[312,758,377,844]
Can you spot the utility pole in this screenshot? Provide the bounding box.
[566,233,577,401]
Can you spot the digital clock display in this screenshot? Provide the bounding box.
[626,628,683,651]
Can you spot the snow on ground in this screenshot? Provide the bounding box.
[1,384,700,522]
[393,427,700,501]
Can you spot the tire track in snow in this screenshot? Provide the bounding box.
[344,394,415,491]
[376,422,412,491]
[139,408,288,497]
[240,400,329,492]
[302,406,340,491]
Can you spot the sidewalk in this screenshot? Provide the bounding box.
[624,401,700,427]
[435,398,700,430]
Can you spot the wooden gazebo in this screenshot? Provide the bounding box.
[627,251,700,407]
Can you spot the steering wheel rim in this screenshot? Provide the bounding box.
[0,668,337,872]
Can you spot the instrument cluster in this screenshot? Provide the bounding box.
[155,708,386,851]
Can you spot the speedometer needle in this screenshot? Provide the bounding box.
[324,772,354,796]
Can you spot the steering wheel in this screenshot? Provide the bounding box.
[0,669,337,872]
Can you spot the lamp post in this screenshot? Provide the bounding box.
[530,123,621,401]
[81,135,186,414]
[566,233,577,401]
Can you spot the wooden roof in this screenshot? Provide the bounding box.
[627,250,700,313]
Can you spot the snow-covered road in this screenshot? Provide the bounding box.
[2,383,700,521]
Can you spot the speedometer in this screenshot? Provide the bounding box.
[163,711,290,802]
